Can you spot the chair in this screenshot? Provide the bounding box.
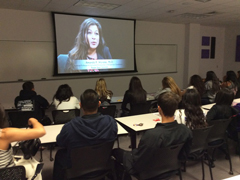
[133,143,184,180]
[57,54,68,73]
[64,141,115,180]
[52,109,80,124]
[0,165,26,180]
[207,119,233,175]
[98,105,117,118]
[8,111,37,128]
[130,101,151,116]
[182,126,213,180]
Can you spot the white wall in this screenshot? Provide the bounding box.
[224,26,240,77]
[200,26,225,80]
[0,9,187,108]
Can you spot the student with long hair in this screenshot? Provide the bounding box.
[0,104,45,170]
[221,71,240,96]
[154,76,181,99]
[175,88,207,129]
[95,78,113,105]
[53,84,80,110]
[203,71,220,103]
[206,88,238,122]
[65,18,112,73]
[121,77,147,115]
[189,75,205,98]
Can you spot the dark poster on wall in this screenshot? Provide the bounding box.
[236,35,240,62]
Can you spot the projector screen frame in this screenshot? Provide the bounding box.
[52,12,137,77]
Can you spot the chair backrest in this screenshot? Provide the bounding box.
[57,54,68,73]
[65,141,115,179]
[52,109,80,124]
[134,143,184,180]
[0,165,26,180]
[8,111,37,128]
[130,101,151,116]
[98,105,116,118]
[207,119,232,145]
[191,126,213,153]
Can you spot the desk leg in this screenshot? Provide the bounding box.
[129,131,137,149]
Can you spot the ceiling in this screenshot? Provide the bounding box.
[1,0,240,27]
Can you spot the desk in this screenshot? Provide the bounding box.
[202,103,215,110]
[116,113,160,149]
[223,175,240,180]
[111,94,155,104]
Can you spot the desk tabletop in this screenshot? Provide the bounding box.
[111,94,155,103]
[116,113,160,132]
[40,122,127,144]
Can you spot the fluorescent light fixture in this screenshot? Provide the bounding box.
[74,1,120,10]
[195,0,211,2]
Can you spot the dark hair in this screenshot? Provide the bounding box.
[205,71,220,93]
[0,104,6,128]
[182,88,207,130]
[66,18,106,72]
[53,84,74,106]
[226,71,240,89]
[189,75,205,97]
[80,89,99,112]
[22,81,34,91]
[215,88,234,106]
[157,92,179,117]
[128,76,146,103]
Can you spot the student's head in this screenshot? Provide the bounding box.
[95,78,107,94]
[161,76,181,97]
[182,88,201,107]
[157,92,179,117]
[205,71,217,81]
[129,76,144,92]
[77,18,105,51]
[226,70,238,84]
[215,88,234,106]
[80,89,100,113]
[54,84,74,103]
[0,104,7,128]
[189,75,205,96]
[237,71,240,78]
[22,81,34,91]
[182,88,206,129]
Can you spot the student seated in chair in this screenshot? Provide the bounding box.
[14,81,49,121]
[53,89,118,180]
[112,92,192,179]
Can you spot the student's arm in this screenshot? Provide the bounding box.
[37,95,49,108]
[56,124,69,147]
[1,118,46,143]
[206,105,218,123]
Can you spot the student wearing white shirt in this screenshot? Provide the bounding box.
[53,84,80,110]
[175,88,208,129]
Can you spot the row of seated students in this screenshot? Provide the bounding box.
[1,79,240,179]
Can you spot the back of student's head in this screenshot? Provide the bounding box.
[157,92,179,117]
[22,81,34,91]
[162,76,181,97]
[54,84,74,102]
[80,89,99,112]
[128,76,146,103]
[182,88,201,107]
[182,88,206,129]
[189,75,205,97]
[205,71,220,93]
[95,78,107,94]
[215,88,234,106]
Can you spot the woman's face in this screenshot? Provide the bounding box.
[87,25,99,50]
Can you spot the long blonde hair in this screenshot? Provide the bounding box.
[162,76,182,97]
[95,78,113,100]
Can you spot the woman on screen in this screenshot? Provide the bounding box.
[65,18,112,73]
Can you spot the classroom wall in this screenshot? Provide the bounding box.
[0,8,228,108]
[199,25,225,79]
[224,26,240,78]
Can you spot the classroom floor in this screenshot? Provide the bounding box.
[30,133,240,180]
